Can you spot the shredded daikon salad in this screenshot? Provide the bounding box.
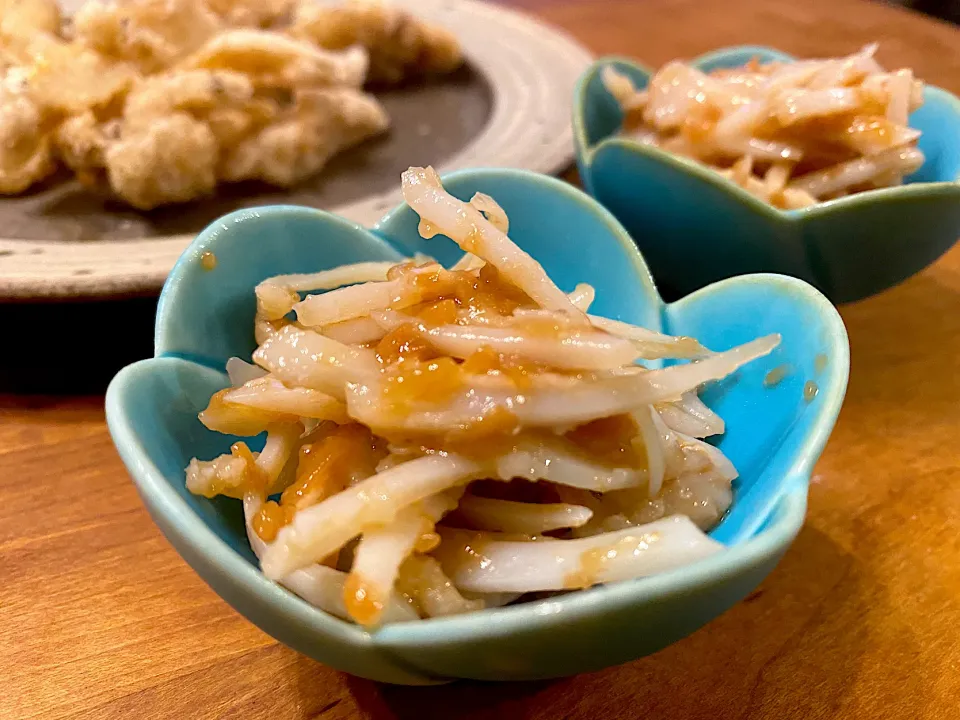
[601,44,926,209]
[186,166,781,627]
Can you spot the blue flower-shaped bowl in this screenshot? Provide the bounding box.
[105,168,849,684]
[573,46,960,303]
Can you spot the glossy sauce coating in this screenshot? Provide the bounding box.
[253,424,385,542]
[564,531,662,589]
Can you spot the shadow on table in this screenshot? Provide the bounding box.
[330,522,934,720]
[890,0,960,25]
[0,264,949,398]
[346,675,557,720]
[0,296,157,395]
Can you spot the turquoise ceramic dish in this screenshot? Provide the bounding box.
[573,46,960,303]
[105,168,849,684]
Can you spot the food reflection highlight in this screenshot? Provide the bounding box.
[186,167,781,627]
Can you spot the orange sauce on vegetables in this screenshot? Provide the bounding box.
[763,363,792,388]
[199,387,299,436]
[343,572,386,627]
[564,531,661,589]
[253,424,386,542]
[565,414,647,469]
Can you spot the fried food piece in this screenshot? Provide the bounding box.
[0,0,61,37]
[3,32,137,115]
[63,69,262,208]
[0,70,55,193]
[124,68,279,147]
[291,0,462,85]
[219,87,388,186]
[72,0,222,75]
[104,112,218,209]
[206,97,278,146]
[180,29,368,89]
[122,68,254,126]
[203,0,295,29]
[0,0,463,205]
[56,68,282,205]
[54,110,111,174]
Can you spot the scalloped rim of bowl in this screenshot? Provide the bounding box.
[106,168,850,682]
[573,46,960,221]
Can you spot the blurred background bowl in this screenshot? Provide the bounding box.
[573,46,960,303]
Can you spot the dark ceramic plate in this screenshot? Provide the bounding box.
[0,0,592,298]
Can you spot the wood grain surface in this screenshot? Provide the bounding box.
[5,0,960,718]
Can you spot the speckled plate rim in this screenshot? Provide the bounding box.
[0,0,593,300]
[572,46,960,220]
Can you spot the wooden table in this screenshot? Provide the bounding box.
[6,0,960,717]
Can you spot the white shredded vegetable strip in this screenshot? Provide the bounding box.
[321,316,387,345]
[494,436,645,492]
[602,65,642,107]
[261,262,396,293]
[789,146,924,198]
[226,357,268,387]
[294,262,447,327]
[256,282,300,322]
[220,376,348,422]
[373,310,640,371]
[401,167,582,315]
[255,425,302,489]
[347,335,780,431]
[634,405,666,497]
[677,434,739,483]
[773,87,861,125]
[186,453,247,499]
[764,163,792,195]
[345,491,459,626]
[460,590,524,608]
[657,392,725,438]
[253,325,379,399]
[469,192,509,234]
[284,565,420,624]
[437,515,723,593]
[294,279,405,327]
[242,494,418,624]
[587,314,710,358]
[457,496,593,534]
[568,284,596,312]
[396,555,484,618]
[261,454,484,579]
